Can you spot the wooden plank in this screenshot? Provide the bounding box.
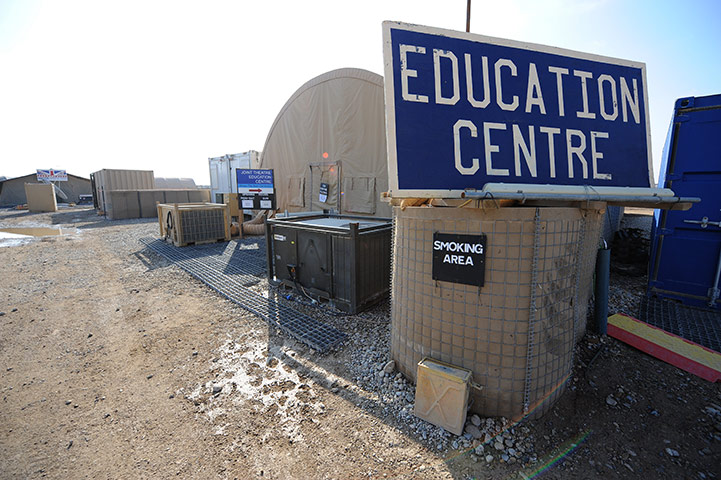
[608,313,721,382]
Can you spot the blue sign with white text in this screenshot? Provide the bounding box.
[236,169,276,210]
[236,169,274,194]
[382,22,653,197]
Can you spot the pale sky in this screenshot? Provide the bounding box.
[1,0,719,185]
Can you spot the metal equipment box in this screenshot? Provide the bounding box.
[265,212,392,314]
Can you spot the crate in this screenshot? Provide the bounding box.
[414,357,472,436]
[266,212,392,314]
[157,203,230,247]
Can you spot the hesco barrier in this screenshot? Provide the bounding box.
[391,205,603,419]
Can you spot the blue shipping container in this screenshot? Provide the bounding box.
[648,94,721,309]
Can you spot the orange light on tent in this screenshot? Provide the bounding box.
[329,166,335,172]
[322,152,329,159]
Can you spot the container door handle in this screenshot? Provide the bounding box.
[683,216,721,228]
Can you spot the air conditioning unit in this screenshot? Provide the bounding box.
[157,203,230,247]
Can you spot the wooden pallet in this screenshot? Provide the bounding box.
[608,313,721,382]
[165,236,228,248]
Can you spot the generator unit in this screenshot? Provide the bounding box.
[266,212,392,313]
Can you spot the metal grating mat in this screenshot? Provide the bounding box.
[178,237,268,277]
[638,295,721,353]
[140,238,346,353]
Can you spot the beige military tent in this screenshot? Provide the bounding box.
[260,68,390,217]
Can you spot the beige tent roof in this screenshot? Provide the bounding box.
[260,68,390,217]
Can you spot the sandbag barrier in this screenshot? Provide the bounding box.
[140,238,347,353]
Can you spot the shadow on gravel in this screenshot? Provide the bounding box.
[0,209,45,219]
[133,248,172,271]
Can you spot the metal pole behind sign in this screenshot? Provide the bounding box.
[466,0,471,32]
[594,245,610,335]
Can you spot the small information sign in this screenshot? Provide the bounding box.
[236,169,276,210]
[319,182,329,203]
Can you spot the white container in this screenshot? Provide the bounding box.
[209,151,261,203]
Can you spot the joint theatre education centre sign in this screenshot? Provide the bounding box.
[236,169,276,210]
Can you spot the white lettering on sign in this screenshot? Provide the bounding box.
[547,66,569,117]
[433,240,484,254]
[494,59,519,111]
[399,46,641,125]
[434,240,483,267]
[525,63,546,114]
[620,77,640,123]
[453,121,611,181]
[399,44,429,103]
[591,131,611,180]
[573,70,596,119]
[465,54,490,108]
[443,254,474,265]
[566,129,589,179]
[398,45,643,184]
[483,122,509,176]
[433,49,460,105]
[454,120,479,175]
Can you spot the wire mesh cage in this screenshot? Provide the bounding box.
[391,205,603,419]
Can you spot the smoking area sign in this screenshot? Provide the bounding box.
[382,22,653,198]
[236,169,276,210]
[432,233,486,286]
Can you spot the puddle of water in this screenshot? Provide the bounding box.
[0,227,66,237]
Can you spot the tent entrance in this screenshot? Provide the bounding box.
[310,162,341,212]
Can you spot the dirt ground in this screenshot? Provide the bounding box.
[1,206,720,479]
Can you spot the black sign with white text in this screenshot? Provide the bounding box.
[432,233,487,287]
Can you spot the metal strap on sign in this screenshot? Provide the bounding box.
[571,213,587,357]
[464,184,700,209]
[523,208,542,415]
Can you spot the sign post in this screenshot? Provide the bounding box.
[236,169,276,210]
[382,21,653,198]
